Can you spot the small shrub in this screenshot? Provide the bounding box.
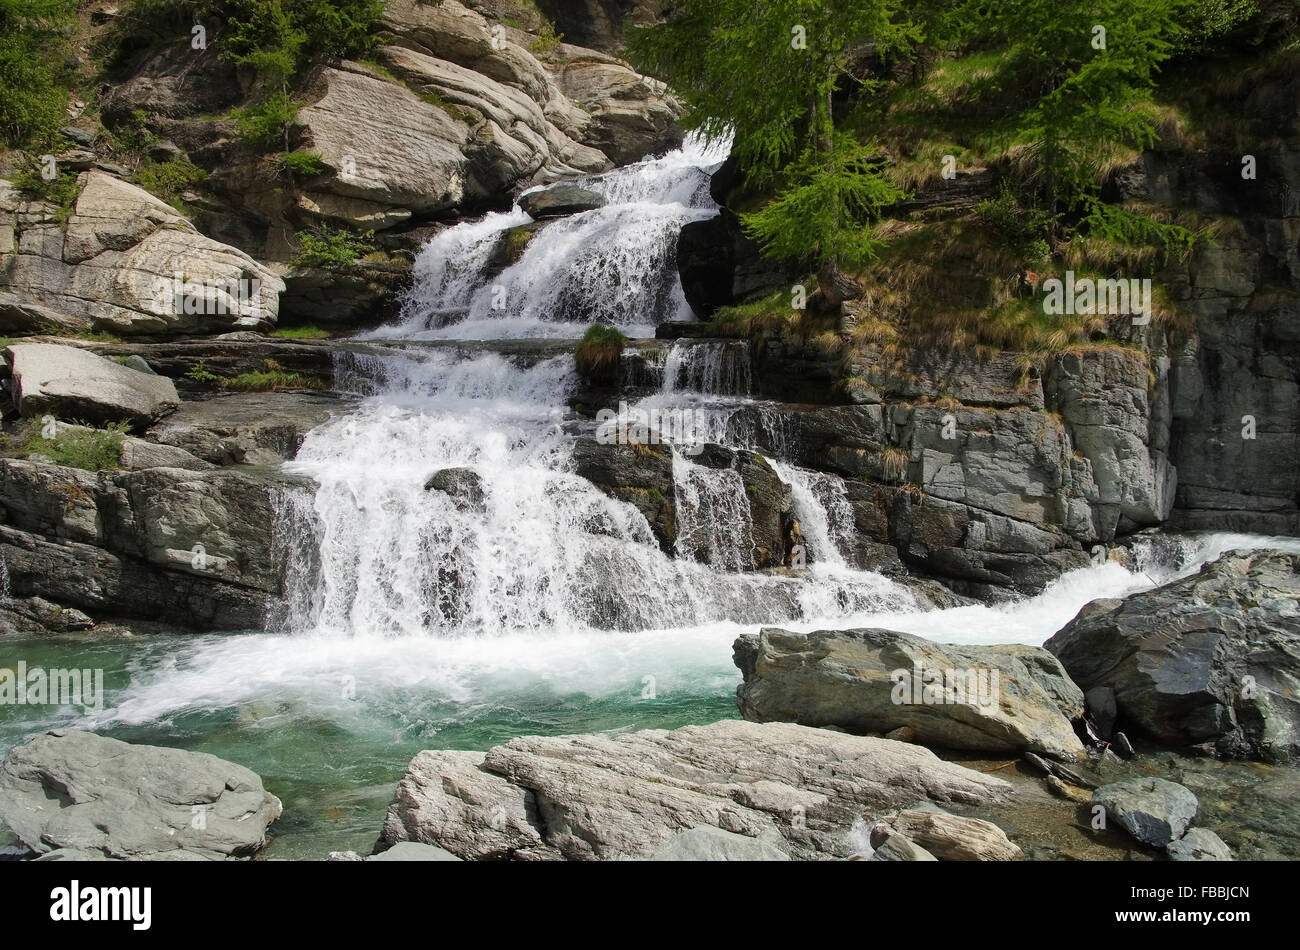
[271,151,326,179]
[23,420,130,471]
[233,91,300,148]
[574,324,625,384]
[185,360,223,385]
[292,225,377,271]
[13,164,83,219]
[528,22,564,57]
[131,159,206,204]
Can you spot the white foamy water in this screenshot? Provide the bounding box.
[377,135,728,340]
[74,531,1295,732]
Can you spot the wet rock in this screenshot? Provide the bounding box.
[424,467,486,511]
[0,457,311,630]
[1167,827,1233,862]
[145,391,342,465]
[0,730,281,860]
[1046,550,1300,760]
[1045,775,1093,804]
[520,183,605,218]
[121,355,156,375]
[1092,777,1198,847]
[6,343,179,428]
[378,719,1014,860]
[649,826,790,861]
[882,809,1023,861]
[1113,732,1135,758]
[734,627,1086,759]
[1023,751,1097,789]
[571,435,675,553]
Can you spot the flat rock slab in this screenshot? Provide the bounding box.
[1092,777,1198,848]
[378,719,1014,861]
[0,730,281,860]
[735,627,1086,760]
[7,343,179,428]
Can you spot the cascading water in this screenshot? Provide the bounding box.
[376,136,728,340]
[8,134,1300,860]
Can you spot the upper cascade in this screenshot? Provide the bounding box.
[376,134,730,341]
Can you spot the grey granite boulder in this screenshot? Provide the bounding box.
[6,343,179,428]
[734,627,1086,760]
[0,730,281,860]
[1046,550,1300,760]
[1092,777,1198,848]
[378,719,1014,861]
[1167,827,1233,861]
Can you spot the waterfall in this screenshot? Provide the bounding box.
[662,340,753,396]
[377,135,728,340]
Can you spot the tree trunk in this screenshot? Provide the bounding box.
[814,77,862,306]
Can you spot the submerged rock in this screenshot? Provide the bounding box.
[378,719,1014,861]
[1167,827,1233,862]
[1046,549,1300,760]
[734,627,1086,760]
[1092,777,1198,848]
[0,730,281,860]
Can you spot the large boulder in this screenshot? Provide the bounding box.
[1045,550,1300,760]
[5,172,283,335]
[6,343,180,428]
[0,730,281,860]
[377,719,1014,860]
[734,627,1086,760]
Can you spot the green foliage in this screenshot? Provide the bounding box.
[629,0,919,178]
[504,227,535,263]
[270,324,331,339]
[226,359,323,391]
[271,151,326,178]
[1178,0,1259,50]
[185,360,223,384]
[13,165,83,214]
[740,134,904,272]
[0,0,77,147]
[528,22,564,57]
[574,324,626,383]
[292,225,377,270]
[975,183,1053,254]
[232,90,300,147]
[23,420,130,471]
[219,0,385,82]
[132,159,207,203]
